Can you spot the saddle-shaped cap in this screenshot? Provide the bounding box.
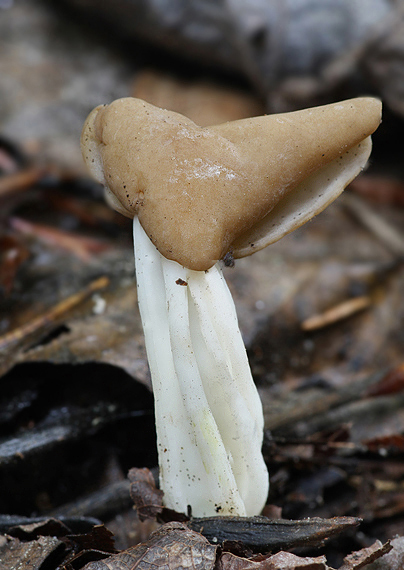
[81,97,381,270]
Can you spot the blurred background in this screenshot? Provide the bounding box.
[1,0,404,566]
[2,0,404,170]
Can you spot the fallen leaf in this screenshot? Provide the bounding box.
[7,518,71,539]
[365,536,404,569]
[363,434,404,453]
[189,516,360,552]
[82,522,217,570]
[128,467,164,522]
[339,540,392,569]
[218,551,328,570]
[366,364,404,397]
[0,534,65,570]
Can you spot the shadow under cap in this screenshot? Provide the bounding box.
[81,97,382,271]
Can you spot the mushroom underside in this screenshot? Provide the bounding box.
[232,137,372,257]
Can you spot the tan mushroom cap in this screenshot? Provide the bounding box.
[81,97,381,270]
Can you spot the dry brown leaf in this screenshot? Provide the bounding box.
[365,537,404,569]
[339,540,392,569]
[218,551,328,570]
[128,468,164,522]
[0,281,150,388]
[0,534,65,570]
[82,522,217,570]
[366,364,404,397]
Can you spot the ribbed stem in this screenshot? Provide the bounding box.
[133,217,268,516]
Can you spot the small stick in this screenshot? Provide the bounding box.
[343,192,404,257]
[0,167,46,199]
[10,217,111,261]
[0,276,109,350]
[301,295,372,331]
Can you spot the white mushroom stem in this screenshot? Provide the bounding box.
[133,217,269,517]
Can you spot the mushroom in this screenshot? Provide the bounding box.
[81,96,381,517]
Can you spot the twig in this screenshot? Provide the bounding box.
[0,275,109,350]
[10,217,111,261]
[342,192,404,257]
[0,167,46,198]
[301,295,372,331]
